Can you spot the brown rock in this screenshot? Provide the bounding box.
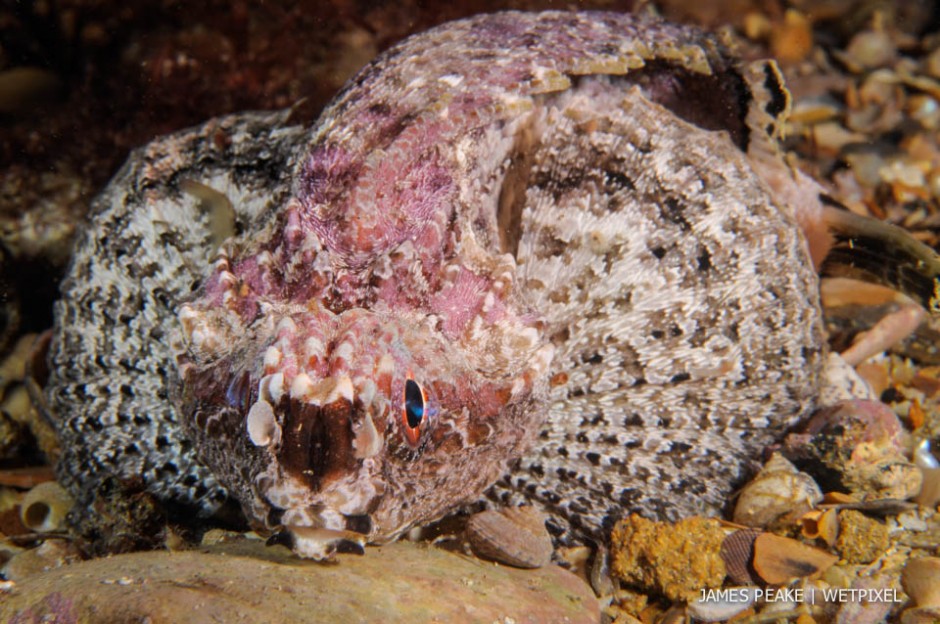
[610,515,726,602]
[0,539,599,624]
[836,509,889,564]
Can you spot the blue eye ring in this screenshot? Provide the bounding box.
[401,377,427,446]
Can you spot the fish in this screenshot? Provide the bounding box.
[43,10,940,559]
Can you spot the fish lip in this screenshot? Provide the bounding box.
[266,526,367,559]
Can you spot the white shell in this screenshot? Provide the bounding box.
[687,587,757,622]
[246,399,280,447]
[733,453,822,528]
[19,481,74,533]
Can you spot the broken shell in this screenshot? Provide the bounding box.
[901,556,940,607]
[733,453,823,528]
[179,179,236,251]
[915,467,940,508]
[687,586,756,622]
[800,508,839,546]
[928,47,940,80]
[467,506,553,569]
[752,533,838,585]
[19,481,73,533]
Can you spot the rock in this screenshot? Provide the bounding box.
[0,539,599,624]
[1,538,82,581]
[819,353,877,405]
[782,400,922,500]
[609,515,726,602]
[836,509,889,565]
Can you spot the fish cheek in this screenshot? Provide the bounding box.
[431,426,464,453]
[466,419,494,446]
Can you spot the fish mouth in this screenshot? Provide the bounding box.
[263,391,387,549]
[278,394,357,493]
[264,509,375,560]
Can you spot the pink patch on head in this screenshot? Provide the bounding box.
[430,267,488,338]
[301,144,359,206]
[283,202,305,247]
[294,111,459,271]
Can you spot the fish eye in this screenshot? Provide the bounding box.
[401,377,426,446]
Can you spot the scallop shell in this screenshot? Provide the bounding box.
[467,506,553,569]
[719,529,761,585]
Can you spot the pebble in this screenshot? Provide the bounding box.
[844,29,898,70]
[836,509,889,565]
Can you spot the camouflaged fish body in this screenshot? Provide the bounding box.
[46,11,825,556]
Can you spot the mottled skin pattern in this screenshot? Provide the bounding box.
[46,12,824,556]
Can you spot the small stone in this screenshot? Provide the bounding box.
[742,12,771,41]
[901,556,940,607]
[0,67,62,115]
[925,47,940,80]
[1,539,82,581]
[810,122,867,153]
[770,10,814,64]
[880,159,927,190]
[610,515,726,602]
[789,96,844,125]
[844,30,897,70]
[915,466,940,508]
[836,510,888,564]
[908,95,939,130]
